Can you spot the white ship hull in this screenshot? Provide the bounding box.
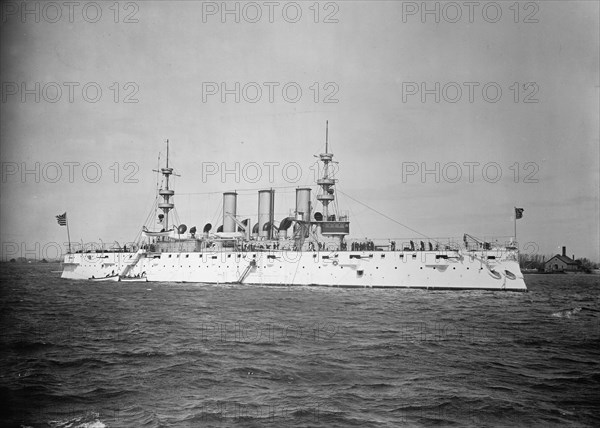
[59,133,527,291]
[61,249,527,291]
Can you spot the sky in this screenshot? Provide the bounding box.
[1,1,598,262]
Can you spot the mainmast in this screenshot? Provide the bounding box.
[317,121,335,220]
[157,139,175,231]
[314,121,350,245]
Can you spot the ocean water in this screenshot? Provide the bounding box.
[1,263,598,427]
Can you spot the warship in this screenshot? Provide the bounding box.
[61,124,527,291]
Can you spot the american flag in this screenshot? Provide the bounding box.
[515,208,524,219]
[56,212,67,226]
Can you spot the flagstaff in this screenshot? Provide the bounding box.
[514,207,524,243]
[56,212,72,254]
[66,214,71,254]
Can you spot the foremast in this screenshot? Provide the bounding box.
[155,139,176,231]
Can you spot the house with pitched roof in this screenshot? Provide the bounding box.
[544,247,580,272]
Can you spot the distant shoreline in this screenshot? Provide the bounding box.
[523,271,600,275]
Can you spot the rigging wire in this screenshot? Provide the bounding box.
[211,195,222,228]
[336,188,439,243]
[130,194,160,246]
[178,184,317,196]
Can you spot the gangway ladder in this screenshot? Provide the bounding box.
[119,249,146,277]
[237,260,256,284]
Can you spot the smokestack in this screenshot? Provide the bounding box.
[258,189,274,239]
[562,246,566,257]
[295,188,311,222]
[572,254,575,261]
[222,192,237,233]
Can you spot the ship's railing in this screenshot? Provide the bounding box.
[70,242,141,254]
[344,236,518,252]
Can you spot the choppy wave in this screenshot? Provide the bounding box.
[1,264,599,427]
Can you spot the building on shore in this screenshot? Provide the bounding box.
[544,247,580,273]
